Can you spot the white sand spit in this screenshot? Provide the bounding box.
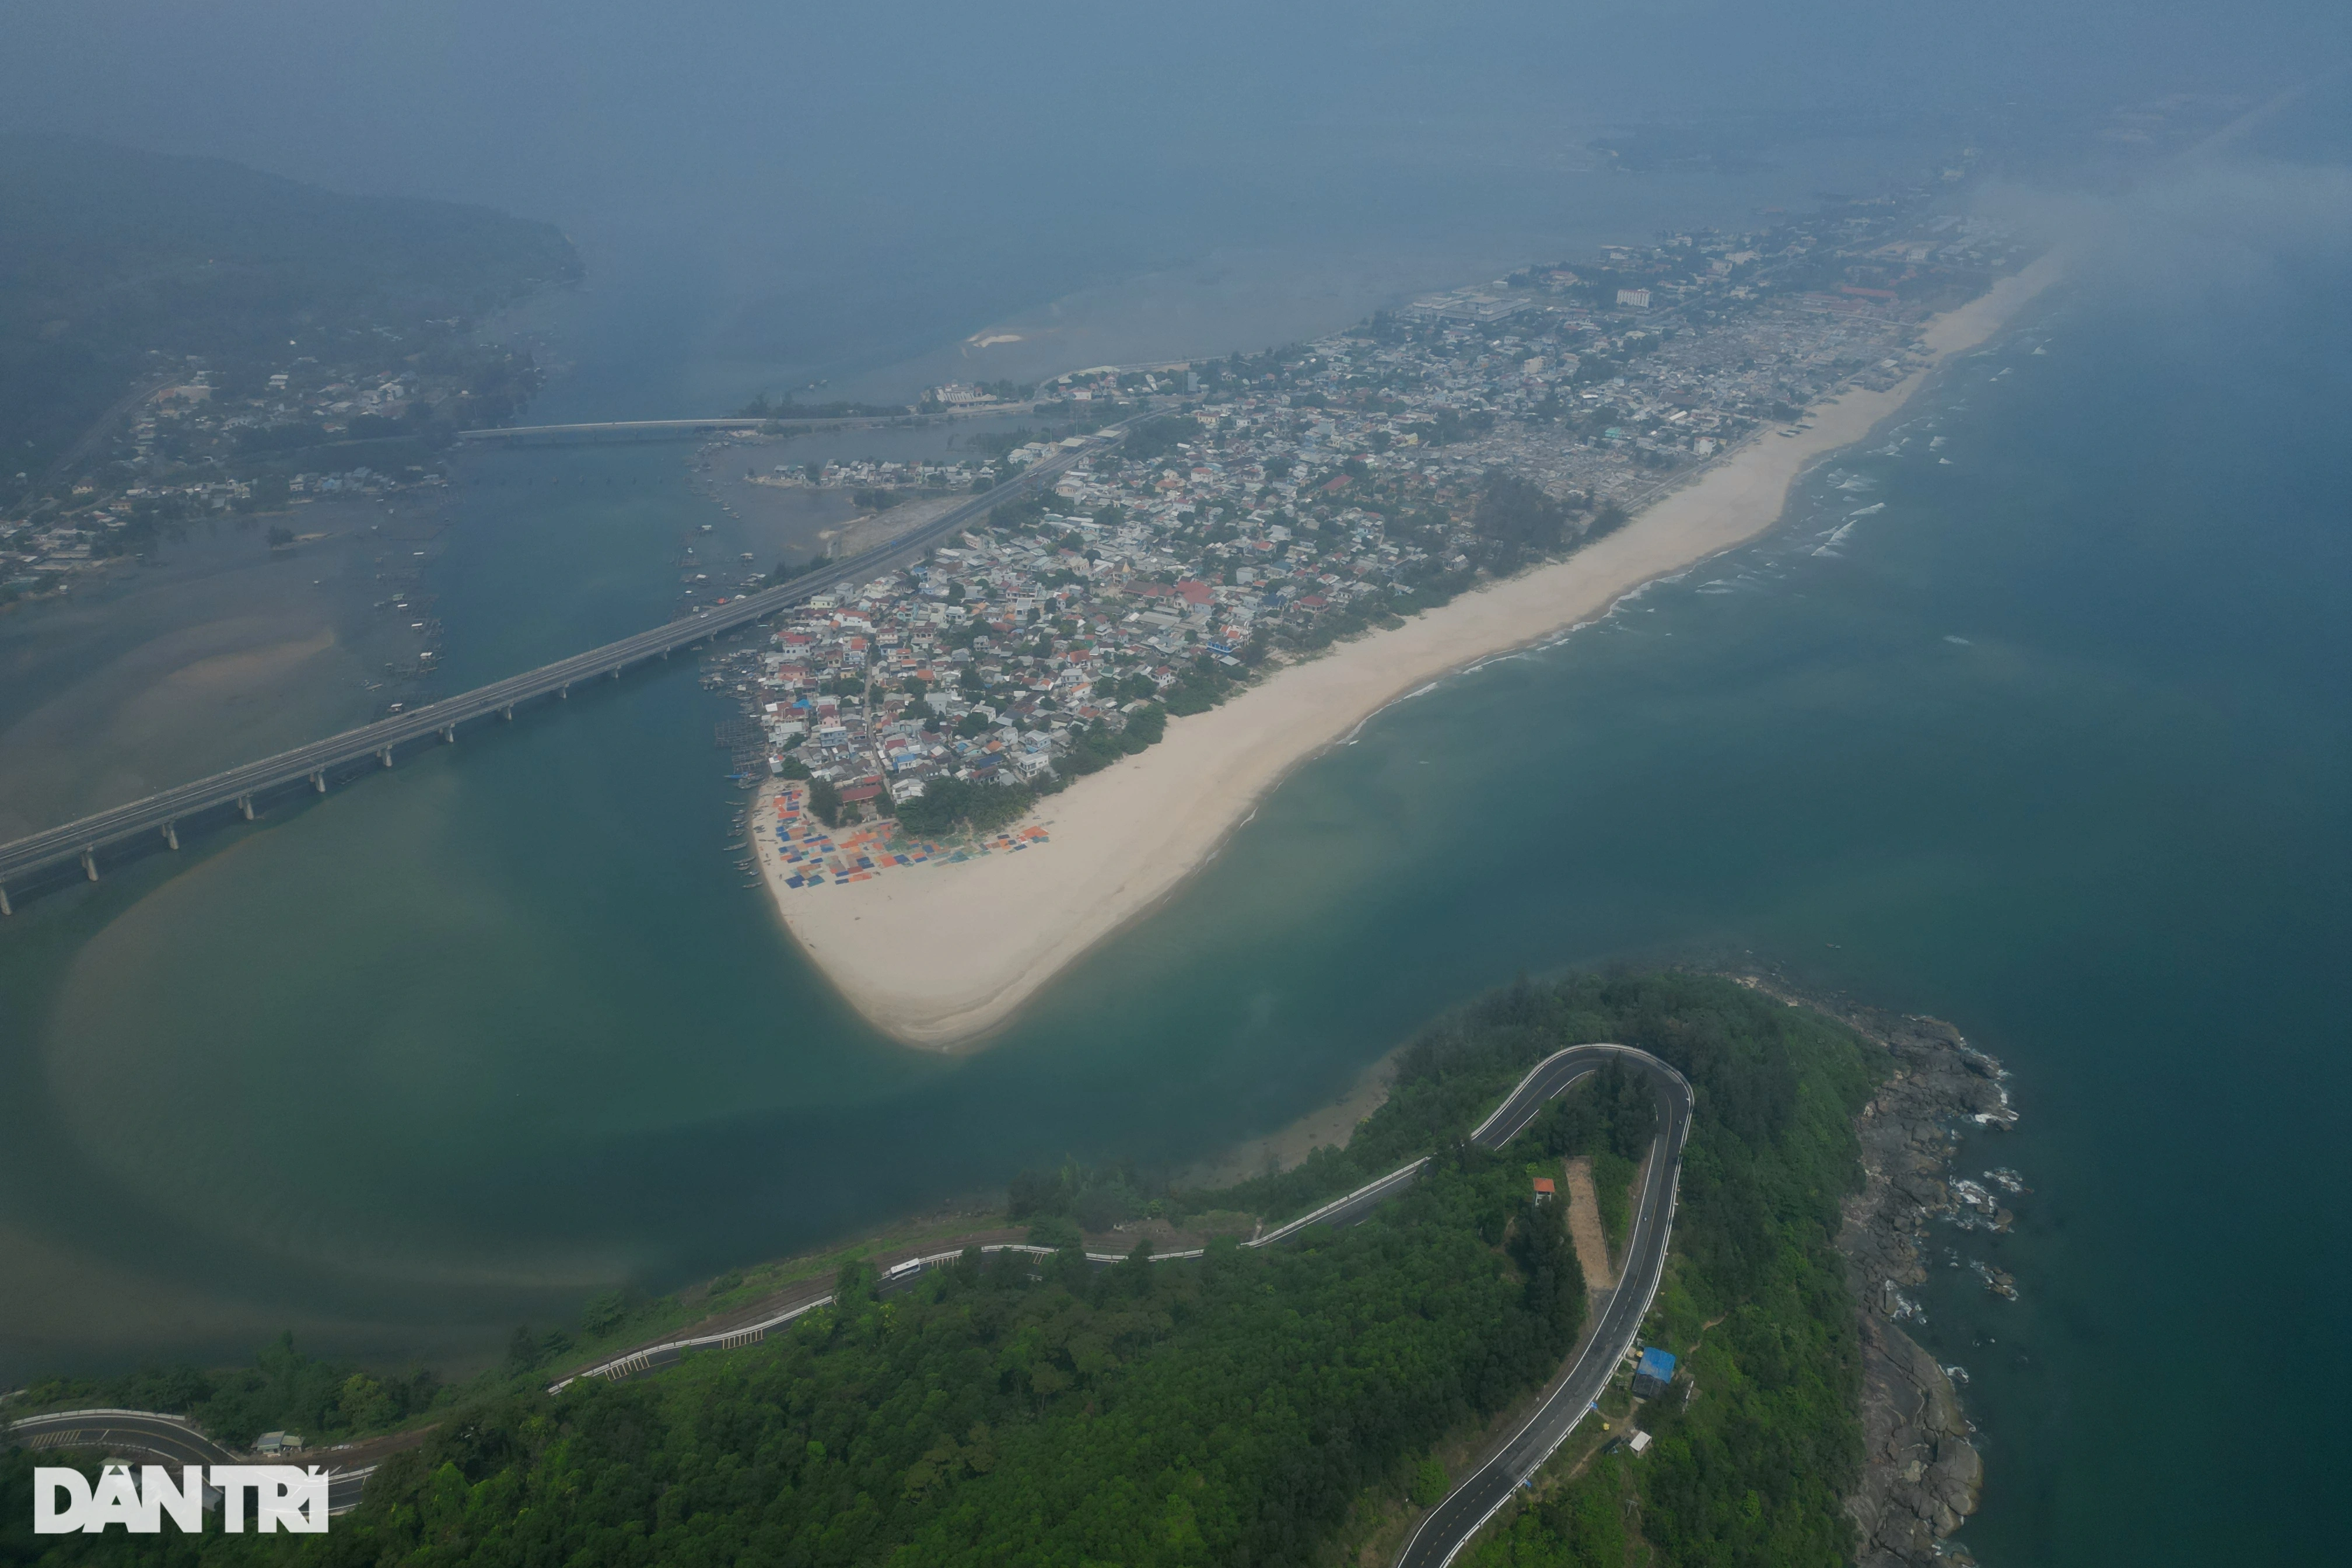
[760,258,2063,1048]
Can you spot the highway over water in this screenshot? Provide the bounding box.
[456,416,841,444]
[450,400,1048,446]
[0,429,1118,912]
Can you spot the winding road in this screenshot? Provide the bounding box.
[1396,1045,1695,1568]
[2,1409,377,1514]
[5,1041,1690,1551]
[559,1040,1693,1568]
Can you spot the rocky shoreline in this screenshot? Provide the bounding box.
[1728,972,2015,1567]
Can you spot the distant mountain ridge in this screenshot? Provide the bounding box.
[0,133,579,477]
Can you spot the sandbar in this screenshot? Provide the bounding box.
[756,257,2063,1048]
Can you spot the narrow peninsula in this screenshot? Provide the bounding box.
[9,971,2018,1568]
[734,204,2061,1048]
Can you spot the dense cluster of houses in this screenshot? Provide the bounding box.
[730,196,2024,820]
[1,348,516,600]
[747,457,985,495]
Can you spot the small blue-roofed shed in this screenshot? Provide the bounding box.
[1632,1347,1678,1399]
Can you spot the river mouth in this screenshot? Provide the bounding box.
[3,124,2349,1568]
[0,492,450,842]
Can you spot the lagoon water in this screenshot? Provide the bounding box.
[2,146,2348,1564]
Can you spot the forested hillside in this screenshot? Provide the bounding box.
[7,1162,1586,1568]
[4,972,1888,1567]
[0,135,577,475]
[1459,975,1888,1568]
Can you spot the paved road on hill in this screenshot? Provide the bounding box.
[1252,1043,1674,1243]
[1395,1046,1695,1568]
[5,1042,1688,1535]
[8,1409,377,1514]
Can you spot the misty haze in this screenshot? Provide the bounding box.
[1,6,2346,1566]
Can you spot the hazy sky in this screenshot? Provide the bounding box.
[6,1,2339,402]
[6,1,2333,214]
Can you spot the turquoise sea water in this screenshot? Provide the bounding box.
[2,150,2348,1563]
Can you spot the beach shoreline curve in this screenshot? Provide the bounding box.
[753,256,2064,1049]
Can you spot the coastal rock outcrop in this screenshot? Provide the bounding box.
[1727,974,2006,1567]
[1836,1007,2004,1567]
[1853,1305,1983,1559]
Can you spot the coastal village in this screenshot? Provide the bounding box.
[0,338,544,601]
[700,190,2027,877]
[1,164,2026,892]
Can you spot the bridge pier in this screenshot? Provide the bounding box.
[0,476,1012,897]
[440,723,456,744]
[0,884,10,917]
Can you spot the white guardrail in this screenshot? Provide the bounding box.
[548,1183,1401,1394]
[1409,1049,1696,1568]
[552,1044,1680,1395]
[2,1408,378,1516]
[13,1042,1690,1553]
[6,1407,212,1428]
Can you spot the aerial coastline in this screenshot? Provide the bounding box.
[757,255,2063,1048]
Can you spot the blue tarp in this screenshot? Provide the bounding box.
[1636,1348,1677,1383]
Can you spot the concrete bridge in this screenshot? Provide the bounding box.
[453,401,1040,446]
[456,417,804,444]
[0,430,1118,914]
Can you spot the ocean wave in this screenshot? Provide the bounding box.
[1812,520,1860,556]
[1610,579,1661,610]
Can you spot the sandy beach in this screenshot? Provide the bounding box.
[758,257,2064,1049]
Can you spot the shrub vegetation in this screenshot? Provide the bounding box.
[3,973,1887,1568]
